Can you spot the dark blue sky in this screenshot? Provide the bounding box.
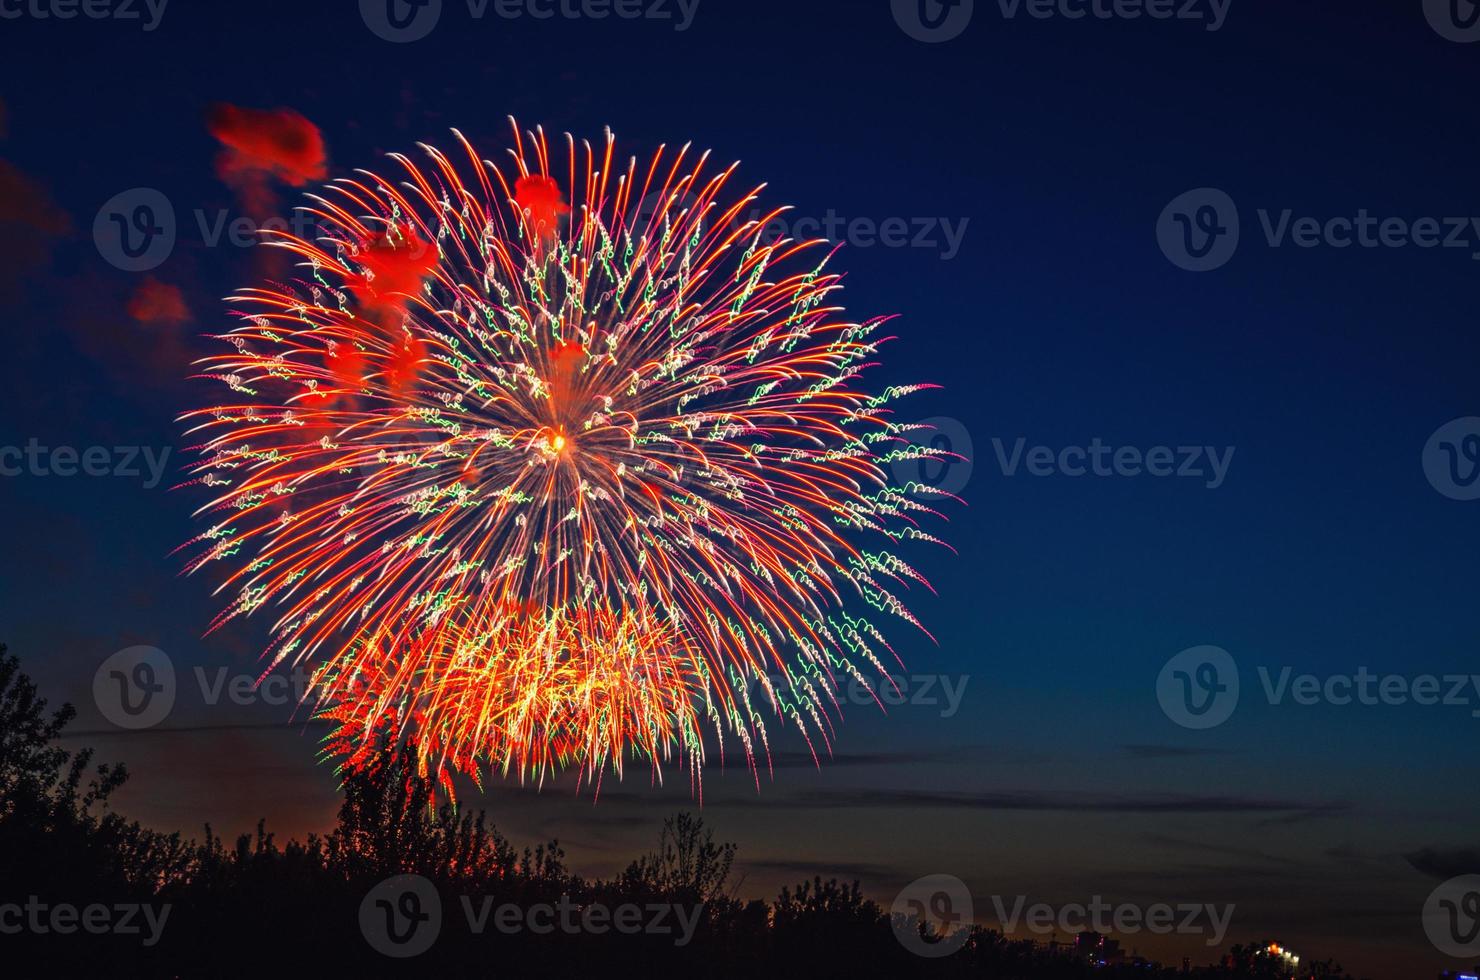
[2,2,1478,976]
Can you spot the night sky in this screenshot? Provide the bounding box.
[2,2,1479,977]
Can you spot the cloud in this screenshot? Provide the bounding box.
[725,788,1353,818]
[0,157,71,303]
[765,748,973,768]
[1404,846,1480,881]
[1121,743,1230,759]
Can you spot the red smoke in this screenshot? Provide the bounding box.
[337,226,439,394]
[514,175,569,242]
[550,339,586,410]
[207,104,327,190]
[206,103,327,227]
[126,276,191,325]
[385,336,426,395]
[348,225,438,317]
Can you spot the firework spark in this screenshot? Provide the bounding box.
[180,120,956,797]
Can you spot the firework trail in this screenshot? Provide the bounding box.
[180,120,956,798]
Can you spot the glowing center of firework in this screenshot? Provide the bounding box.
[552,433,566,452]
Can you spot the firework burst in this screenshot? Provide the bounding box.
[180,120,956,798]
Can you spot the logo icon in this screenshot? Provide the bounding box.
[890,416,974,500]
[93,188,175,272]
[631,188,711,243]
[892,0,974,42]
[891,874,973,957]
[93,646,175,730]
[1425,0,1480,42]
[1424,875,1480,957]
[1157,645,1239,730]
[1423,417,1480,501]
[361,0,442,42]
[360,874,442,957]
[1156,188,1239,272]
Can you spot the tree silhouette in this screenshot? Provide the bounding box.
[0,645,1362,979]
